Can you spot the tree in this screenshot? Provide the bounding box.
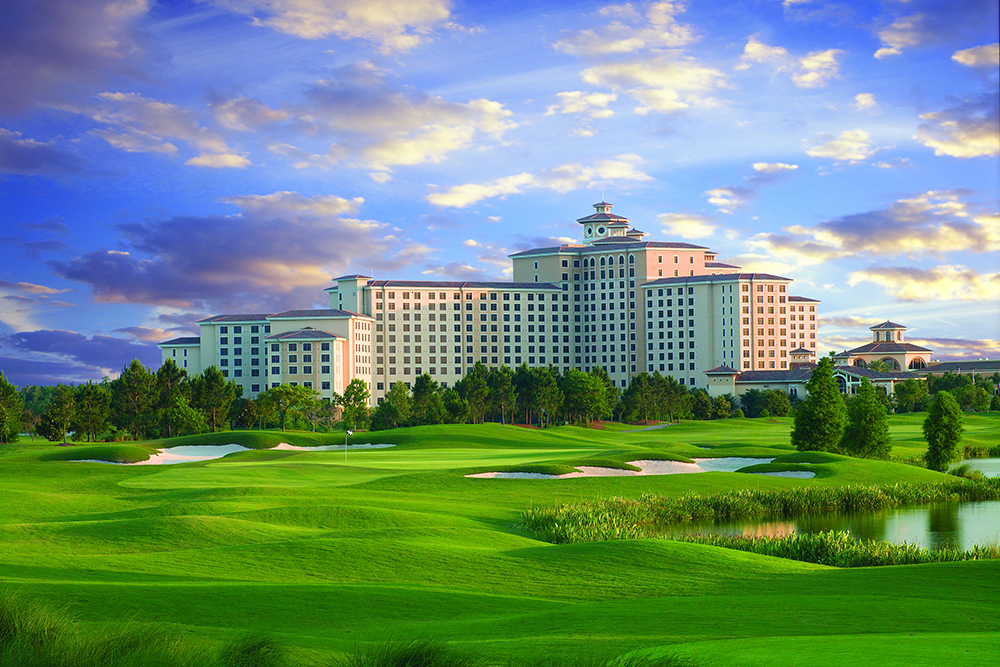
[866,359,890,373]
[894,377,928,413]
[412,374,445,425]
[72,381,111,442]
[340,379,371,430]
[559,369,606,426]
[764,390,791,418]
[38,384,76,443]
[155,358,189,438]
[442,388,469,424]
[738,389,766,418]
[161,394,207,435]
[712,394,732,419]
[191,367,242,432]
[487,366,516,425]
[589,366,620,420]
[953,385,990,412]
[0,371,23,444]
[111,359,157,440]
[371,382,411,430]
[840,377,892,459]
[456,363,489,424]
[258,384,317,432]
[533,367,563,427]
[691,390,712,420]
[923,391,964,472]
[791,357,847,452]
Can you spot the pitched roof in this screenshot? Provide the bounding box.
[845,341,932,354]
[365,280,563,290]
[642,272,793,287]
[265,328,341,340]
[157,336,201,346]
[924,359,1000,373]
[735,369,814,382]
[197,313,271,323]
[704,365,740,375]
[269,308,372,319]
[333,274,371,280]
[870,320,907,330]
[788,296,820,302]
[705,261,741,269]
[789,347,813,354]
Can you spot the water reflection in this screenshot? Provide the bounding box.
[663,500,1000,550]
[950,457,1000,478]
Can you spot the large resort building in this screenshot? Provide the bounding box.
[159,202,821,405]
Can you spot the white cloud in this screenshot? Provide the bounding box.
[223,192,364,217]
[657,212,718,239]
[952,43,1000,67]
[736,35,788,70]
[752,162,798,173]
[916,103,1000,158]
[792,49,842,88]
[553,2,696,56]
[874,14,924,58]
[703,186,754,212]
[185,153,251,168]
[427,154,652,208]
[213,0,455,52]
[546,91,618,119]
[849,265,1000,301]
[582,58,726,114]
[853,93,876,111]
[210,97,288,131]
[805,129,877,162]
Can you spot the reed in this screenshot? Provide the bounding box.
[519,478,1000,545]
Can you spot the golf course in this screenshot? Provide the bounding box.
[1,414,998,665]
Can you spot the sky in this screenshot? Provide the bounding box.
[0,0,998,387]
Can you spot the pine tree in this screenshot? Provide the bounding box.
[923,391,964,472]
[840,377,892,459]
[0,372,24,444]
[791,357,847,452]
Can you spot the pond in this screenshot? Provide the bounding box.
[950,457,1000,478]
[661,500,1000,550]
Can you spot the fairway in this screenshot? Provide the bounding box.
[1,416,998,665]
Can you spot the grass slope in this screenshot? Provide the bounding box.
[0,415,998,665]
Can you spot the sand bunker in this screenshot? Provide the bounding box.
[79,442,395,465]
[466,457,778,479]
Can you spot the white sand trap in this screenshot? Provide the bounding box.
[78,444,250,465]
[752,471,816,479]
[465,457,777,479]
[272,443,395,451]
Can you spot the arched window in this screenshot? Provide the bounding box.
[881,357,900,370]
[908,357,926,370]
[853,358,867,368]
[628,254,635,264]
[835,375,847,393]
[600,256,606,266]
[618,255,625,265]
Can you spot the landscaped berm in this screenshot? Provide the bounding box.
[1,416,998,666]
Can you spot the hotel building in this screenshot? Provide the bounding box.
[159,202,820,405]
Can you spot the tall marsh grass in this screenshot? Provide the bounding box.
[672,531,1000,567]
[0,591,290,667]
[519,478,1000,546]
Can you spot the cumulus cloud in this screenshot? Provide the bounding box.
[210,97,288,131]
[874,14,925,59]
[657,213,718,239]
[0,0,149,113]
[792,49,842,88]
[297,67,515,172]
[47,192,430,313]
[0,329,161,383]
[849,265,1000,301]
[212,0,455,53]
[805,129,878,162]
[952,43,1000,67]
[873,2,998,58]
[581,58,726,114]
[913,337,1000,361]
[704,186,755,212]
[553,2,697,56]
[546,91,618,119]
[916,95,999,158]
[421,262,489,280]
[749,190,999,267]
[853,93,877,111]
[82,92,249,167]
[0,129,85,177]
[736,35,788,70]
[427,154,651,208]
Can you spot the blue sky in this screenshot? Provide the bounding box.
[1,0,997,387]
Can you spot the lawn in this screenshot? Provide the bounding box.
[1,415,998,665]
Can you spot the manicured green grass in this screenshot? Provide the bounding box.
[0,416,997,665]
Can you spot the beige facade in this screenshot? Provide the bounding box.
[833,321,933,371]
[158,201,822,403]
